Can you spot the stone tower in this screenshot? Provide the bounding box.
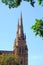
[13,14,28,65]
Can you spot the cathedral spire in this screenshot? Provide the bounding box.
[19,13,24,37]
[14,13,28,65]
[16,13,24,38]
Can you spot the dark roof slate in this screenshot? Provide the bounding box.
[0,50,13,54]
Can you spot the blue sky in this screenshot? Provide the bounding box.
[0,1,43,65]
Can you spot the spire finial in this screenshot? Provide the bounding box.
[19,12,22,26]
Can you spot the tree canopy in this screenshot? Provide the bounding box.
[2,56,19,65]
[1,0,43,8]
[0,54,19,65]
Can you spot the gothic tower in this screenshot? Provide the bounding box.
[13,14,28,65]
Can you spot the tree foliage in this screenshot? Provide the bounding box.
[31,19,43,37]
[0,53,19,65]
[24,0,35,7]
[1,0,43,8]
[37,0,43,6]
[2,0,22,8]
[2,56,19,65]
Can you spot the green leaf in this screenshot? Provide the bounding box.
[31,19,43,37]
